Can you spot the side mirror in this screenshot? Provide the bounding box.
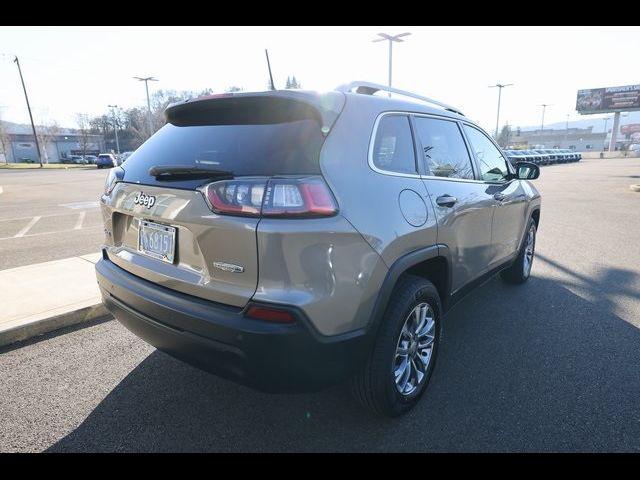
[514,162,540,180]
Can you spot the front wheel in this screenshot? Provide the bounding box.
[500,218,536,284]
[351,275,441,417]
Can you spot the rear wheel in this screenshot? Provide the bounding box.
[500,218,536,284]
[352,275,441,417]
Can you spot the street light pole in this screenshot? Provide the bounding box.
[14,56,42,167]
[539,103,553,133]
[108,104,120,154]
[373,32,411,97]
[133,76,158,138]
[489,83,513,139]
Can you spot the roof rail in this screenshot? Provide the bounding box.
[335,81,464,117]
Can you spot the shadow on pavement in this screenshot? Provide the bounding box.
[48,262,640,452]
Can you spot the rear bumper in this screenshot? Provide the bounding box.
[96,256,370,392]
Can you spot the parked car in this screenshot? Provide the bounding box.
[96,153,117,169]
[539,149,560,164]
[120,151,135,163]
[532,150,553,165]
[521,149,543,165]
[561,149,578,162]
[556,150,572,163]
[96,82,541,416]
[83,155,97,164]
[67,155,87,164]
[504,150,528,166]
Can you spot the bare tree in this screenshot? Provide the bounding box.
[0,120,10,164]
[123,107,149,147]
[286,76,302,89]
[497,124,512,148]
[75,113,91,158]
[37,121,60,164]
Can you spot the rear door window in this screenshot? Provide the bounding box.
[371,115,417,175]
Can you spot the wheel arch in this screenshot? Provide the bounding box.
[368,245,452,338]
[531,208,540,228]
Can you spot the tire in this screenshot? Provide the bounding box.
[500,218,536,284]
[351,275,442,417]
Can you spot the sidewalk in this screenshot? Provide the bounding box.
[0,253,108,347]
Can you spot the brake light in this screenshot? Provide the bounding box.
[246,306,295,324]
[204,178,265,216]
[202,176,337,218]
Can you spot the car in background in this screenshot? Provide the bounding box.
[532,150,553,165]
[84,155,98,164]
[67,155,87,164]
[561,149,578,162]
[503,150,528,166]
[628,144,640,157]
[539,149,560,164]
[96,153,117,169]
[521,150,543,165]
[120,151,134,163]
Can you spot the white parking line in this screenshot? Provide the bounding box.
[0,224,102,241]
[14,216,41,238]
[59,201,99,210]
[0,212,94,223]
[74,211,86,230]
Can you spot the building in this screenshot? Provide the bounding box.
[508,127,607,152]
[0,122,105,163]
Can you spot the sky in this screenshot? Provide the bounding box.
[0,26,638,132]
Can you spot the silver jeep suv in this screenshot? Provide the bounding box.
[96,82,541,416]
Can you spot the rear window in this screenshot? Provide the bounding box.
[122,93,344,189]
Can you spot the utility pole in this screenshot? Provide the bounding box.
[108,104,120,154]
[489,83,513,139]
[373,32,411,97]
[14,56,42,167]
[133,76,158,138]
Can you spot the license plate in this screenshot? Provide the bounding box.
[137,220,176,264]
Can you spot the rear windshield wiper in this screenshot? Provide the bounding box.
[149,165,234,179]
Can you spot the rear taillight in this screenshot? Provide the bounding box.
[202,176,337,218]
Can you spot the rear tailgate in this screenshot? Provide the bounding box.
[101,91,345,307]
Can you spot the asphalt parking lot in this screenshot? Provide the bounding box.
[1,157,639,452]
[0,168,108,270]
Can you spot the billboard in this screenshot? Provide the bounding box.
[621,123,640,135]
[576,84,640,114]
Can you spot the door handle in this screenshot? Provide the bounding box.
[436,195,457,207]
[494,192,507,202]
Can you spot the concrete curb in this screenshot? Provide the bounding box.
[0,303,109,348]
